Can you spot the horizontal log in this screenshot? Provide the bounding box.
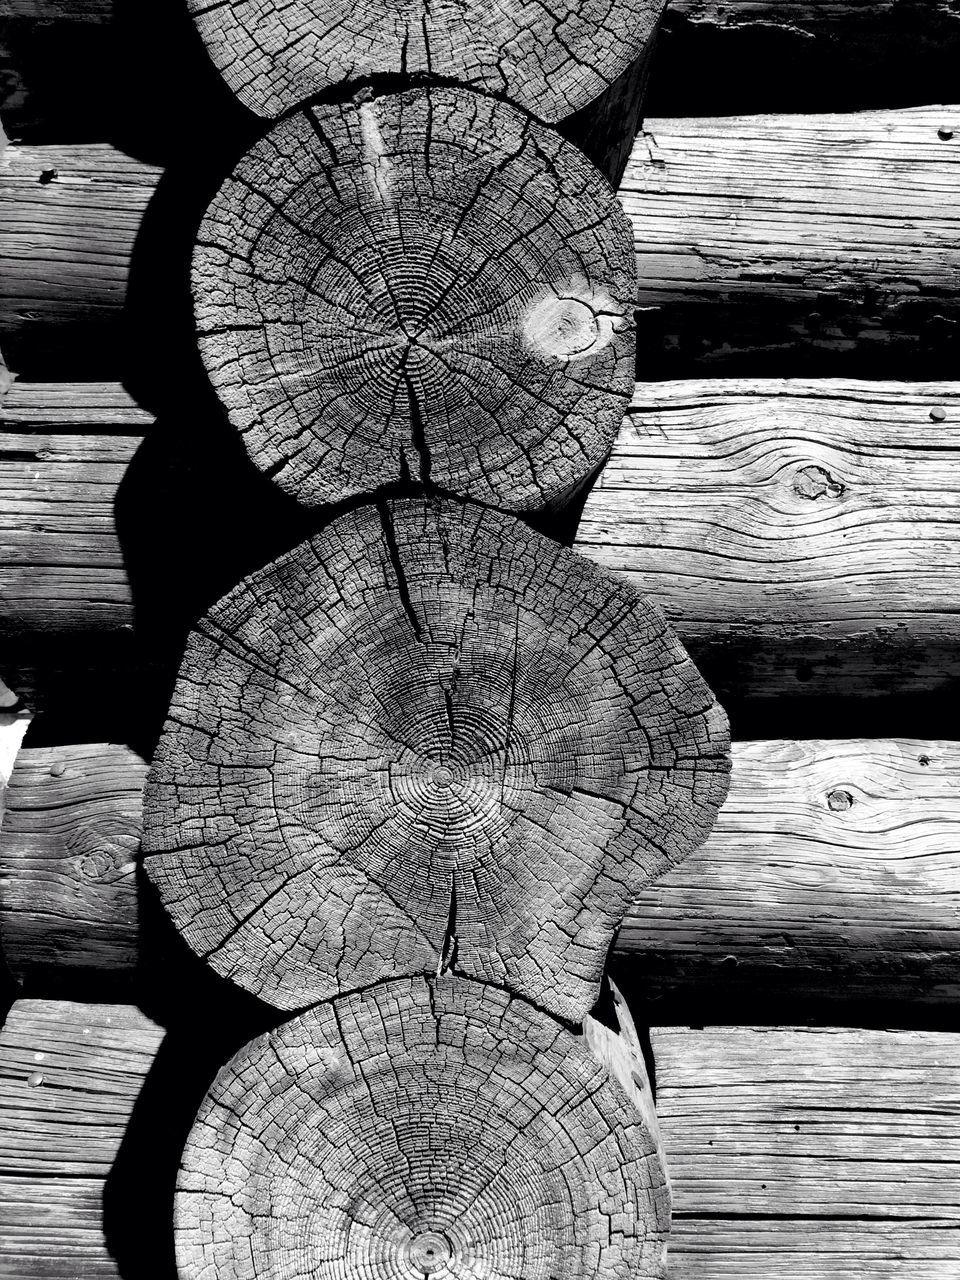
[2,0,959,140]
[4,739,959,1009]
[5,1002,959,1277]
[6,379,960,704]
[575,378,960,700]
[655,1025,960,1278]
[3,106,960,379]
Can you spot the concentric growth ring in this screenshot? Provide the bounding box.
[142,499,729,1020]
[193,88,637,513]
[175,978,670,1280]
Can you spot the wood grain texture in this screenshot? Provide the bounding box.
[178,976,669,1280]
[5,739,959,1008]
[4,1,960,139]
[575,379,960,700]
[6,379,960,702]
[0,998,162,1280]
[185,0,663,122]
[655,1025,960,1278]
[5,107,960,379]
[623,109,960,375]
[0,742,145,985]
[194,89,636,512]
[627,738,960,1006]
[142,499,729,1020]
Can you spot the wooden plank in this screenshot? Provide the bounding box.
[3,107,959,379]
[575,379,960,700]
[654,1025,960,1278]
[3,0,959,138]
[4,739,959,1008]
[0,998,162,1279]
[6,379,960,704]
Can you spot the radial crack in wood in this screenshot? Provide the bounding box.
[177,976,670,1280]
[193,88,636,512]
[185,0,664,123]
[142,499,730,1019]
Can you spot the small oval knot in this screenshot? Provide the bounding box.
[827,789,854,812]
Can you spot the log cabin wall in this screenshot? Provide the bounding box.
[2,3,960,1280]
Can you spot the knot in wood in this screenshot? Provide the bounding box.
[193,89,636,513]
[175,978,670,1280]
[185,0,664,122]
[142,500,729,1020]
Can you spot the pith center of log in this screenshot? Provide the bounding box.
[193,89,636,512]
[176,976,671,1280]
[143,500,729,1020]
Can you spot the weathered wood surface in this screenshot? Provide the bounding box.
[184,0,662,123]
[0,743,143,985]
[6,1007,960,1278]
[656,1025,960,1278]
[6,739,959,1007]
[6,379,960,702]
[0,997,163,1279]
[5,107,959,379]
[575,379,960,700]
[194,90,636,513]
[142,500,728,1019]
[3,0,959,139]
[178,976,669,1279]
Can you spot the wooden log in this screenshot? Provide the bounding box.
[4,107,960,380]
[654,1025,960,1279]
[193,88,635,513]
[5,1003,959,1278]
[574,379,960,701]
[5,739,960,1007]
[184,0,663,125]
[0,997,163,1278]
[4,1,960,141]
[6,379,960,703]
[178,975,669,1279]
[0,742,144,984]
[142,499,729,1019]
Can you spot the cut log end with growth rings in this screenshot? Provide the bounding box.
[187,0,665,123]
[193,88,637,513]
[142,499,730,1020]
[177,976,670,1280]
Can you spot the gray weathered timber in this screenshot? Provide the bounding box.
[3,0,959,138]
[5,379,960,701]
[0,743,143,984]
[0,998,163,1280]
[5,739,959,1006]
[141,500,729,1020]
[6,1009,960,1278]
[655,1025,960,1279]
[178,976,669,1279]
[194,89,637,513]
[575,379,960,700]
[4,107,959,379]
[184,0,663,123]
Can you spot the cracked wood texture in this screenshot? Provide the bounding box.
[7,739,960,1007]
[178,976,670,1280]
[6,107,960,380]
[142,499,730,1020]
[0,998,163,1280]
[5,0,960,139]
[194,88,636,513]
[655,1025,960,1279]
[0,742,144,987]
[5,380,960,703]
[185,0,663,123]
[575,379,960,701]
